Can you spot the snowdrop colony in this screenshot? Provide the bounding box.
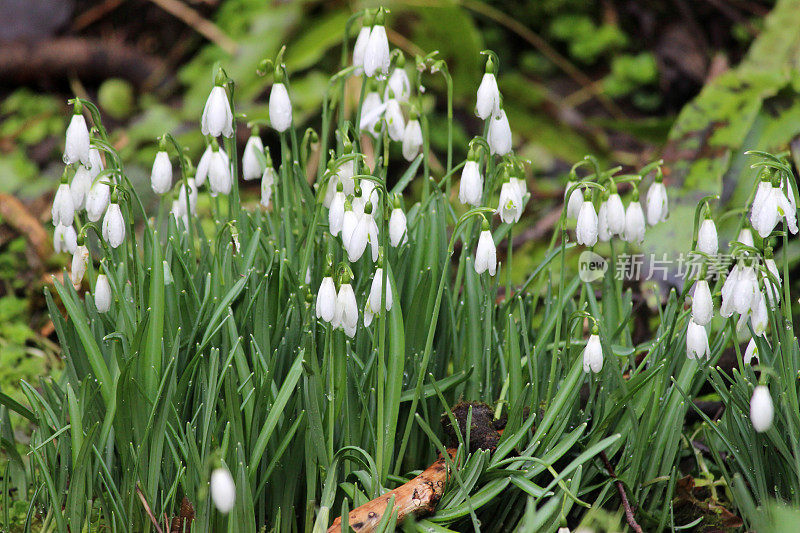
[22,6,800,531]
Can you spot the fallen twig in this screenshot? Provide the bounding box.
[599,451,643,533]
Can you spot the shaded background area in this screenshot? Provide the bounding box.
[0,1,794,517]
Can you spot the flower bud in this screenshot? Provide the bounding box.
[487,109,512,156]
[316,276,337,323]
[201,85,233,138]
[102,202,126,248]
[389,208,407,247]
[750,385,774,433]
[150,151,172,194]
[210,467,236,514]
[269,82,293,133]
[242,134,265,181]
[94,274,112,313]
[474,229,497,276]
[582,333,603,373]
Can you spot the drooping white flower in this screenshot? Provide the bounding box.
[196,145,229,187]
[686,319,710,360]
[88,148,103,178]
[53,224,77,254]
[737,227,755,248]
[624,200,646,244]
[337,159,356,197]
[178,178,198,215]
[329,186,346,236]
[208,147,232,196]
[352,25,371,72]
[353,181,379,216]
[389,208,407,247]
[71,166,92,211]
[750,290,768,336]
[646,181,669,225]
[691,279,714,326]
[733,264,757,315]
[365,212,380,262]
[150,151,172,194]
[201,85,233,138]
[510,177,527,200]
[763,257,781,307]
[385,67,411,102]
[102,203,126,249]
[784,175,797,211]
[209,467,236,514]
[605,193,625,236]
[582,333,603,373]
[242,134,265,181]
[487,109,512,156]
[752,180,772,218]
[459,160,483,207]
[476,72,500,120]
[85,181,110,223]
[334,283,358,338]
[576,198,598,247]
[94,274,112,313]
[474,229,497,276]
[364,268,393,326]
[598,201,611,242]
[341,209,368,262]
[359,92,386,137]
[697,218,718,256]
[750,385,774,433]
[384,99,405,142]
[497,181,523,224]
[402,119,422,161]
[261,166,276,208]
[316,276,337,323]
[52,183,75,227]
[171,200,189,230]
[565,182,583,220]
[269,82,293,133]
[744,337,760,365]
[754,185,798,237]
[720,264,741,318]
[70,245,89,287]
[363,21,390,77]
[64,111,91,166]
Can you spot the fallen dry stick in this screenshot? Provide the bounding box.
[328,402,505,533]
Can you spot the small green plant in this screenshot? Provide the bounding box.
[1,7,800,532]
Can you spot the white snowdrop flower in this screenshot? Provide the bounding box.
[474,228,497,276]
[365,211,380,262]
[646,180,668,225]
[402,119,422,162]
[342,209,368,262]
[763,256,781,307]
[87,147,104,177]
[784,174,797,211]
[565,182,583,220]
[691,279,713,326]
[582,333,603,374]
[750,385,774,433]
[385,67,411,102]
[367,268,393,315]
[337,159,356,197]
[70,166,92,211]
[208,147,232,196]
[744,337,760,365]
[752,179,772,218]
[597,201,611,242]
[357,181,379,216]
[720,265,740,318]
[257,164,274,208]
[384,99,405,142]
[476,72,500,120]
[624,200,646,244]
[510,177,527,200]
[360,92,386,137]
[497,181,523,224]
[102,203,125,249]
[774,185,798,235]
[209,467,236,514]
[576,197,598,247]
[686,319,710,360]
[201,85,233,138]
[352,25,371,72]
[737,227,755,248]
[751,290,768,336]
[487,109,512,156]
[70,245,89,287]
[316,276,337,323]
[605,193,625,236]
[242,133,265,181]
[196,145,228,187]
[329,186,345,237]
[150,151,172,194]
[94,274,112,313]
[389,208,407,247]
[733,264,757,315]
[171,200,189,230]
[85,180,110,223]
[52,182,75,227]
[269,82,293,133]
[459,159,483,207]
[363,14,390,78]
[63,108,91,166]
[53,224,77,254]
[697,218,718,256]
[178,178,198,215]
[334,283,358,338]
